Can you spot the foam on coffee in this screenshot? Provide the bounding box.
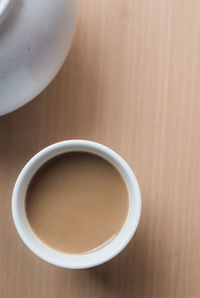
[25,152,129,254]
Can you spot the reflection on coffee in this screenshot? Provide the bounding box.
[25,152,129,254]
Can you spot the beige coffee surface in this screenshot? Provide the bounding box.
[25,152,129,253]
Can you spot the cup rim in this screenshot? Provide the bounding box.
[12,140,142,269]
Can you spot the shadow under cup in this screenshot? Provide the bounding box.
[12,140,142,269]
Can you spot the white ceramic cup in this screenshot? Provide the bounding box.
[12,140,142,269]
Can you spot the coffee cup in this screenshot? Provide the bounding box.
[12,140,141,269]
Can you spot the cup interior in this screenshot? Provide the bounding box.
[12,140,141,268]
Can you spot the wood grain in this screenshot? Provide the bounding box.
[1,0,200,297]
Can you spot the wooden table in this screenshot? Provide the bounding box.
[1,0,200,297]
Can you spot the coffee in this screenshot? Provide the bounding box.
[25,152,129,254]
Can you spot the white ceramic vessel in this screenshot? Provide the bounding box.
[12,140,142,269]
[0,0,76,116]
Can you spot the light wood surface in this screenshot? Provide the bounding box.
[1,0,200,297]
